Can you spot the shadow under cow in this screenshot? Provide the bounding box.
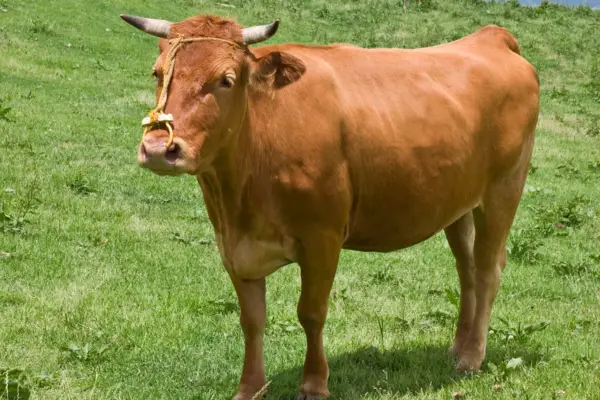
[260,343,547,399]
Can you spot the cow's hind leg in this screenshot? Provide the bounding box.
[444,211,476,358]
[296,230,342,399]
[456,167,529,372]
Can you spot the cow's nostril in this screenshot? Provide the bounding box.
[165,143,181,163]
[140,143,148,160]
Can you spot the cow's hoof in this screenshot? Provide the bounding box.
[448,343,461,358]
[456,354,483,373]
[232,381,270,400]
[298,380,329,399]
[233,390,265,400]
[232,394,255,400]
[233,395,263,400]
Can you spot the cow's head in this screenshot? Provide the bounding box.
[121,14,305,175]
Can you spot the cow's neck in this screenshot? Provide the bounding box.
[197,113,252,238]
[197,108,294,278]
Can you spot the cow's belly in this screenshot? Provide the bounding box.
[342,149,486,252]
[343,195,479,252]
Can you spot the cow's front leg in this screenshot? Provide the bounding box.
[230,277,267,400]
[296,232,342,399]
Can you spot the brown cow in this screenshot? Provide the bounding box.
[121,13,539,400]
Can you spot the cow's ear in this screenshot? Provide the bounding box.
[158,38,169,53]
[250,51,306,90]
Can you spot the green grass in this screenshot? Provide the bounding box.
[1,0,600,399]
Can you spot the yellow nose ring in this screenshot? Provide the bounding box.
[142,111,174,148]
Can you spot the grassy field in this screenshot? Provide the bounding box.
[1,0,600,399]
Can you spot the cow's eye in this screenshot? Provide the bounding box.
[220,75,235,89]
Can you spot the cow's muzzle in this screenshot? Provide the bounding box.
[138,132,188,175]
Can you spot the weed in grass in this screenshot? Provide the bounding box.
[423,310,455,327]
[445,287,460,310]
[569,318,600,332]
[552,259,599,279]
[556,351,600,371]
[553,112,565,124]
[508,229,543,264]
[170,231,211,246]
[391,316,411,332]
[28,17,53,36]
[575,352,600,367]
[376,315,386,350]
[94,59,109,72]
[524,184,546,198]
[0,291,25,307]
[267,315,301,335]
[530,196,591,236]
[330,285,350,303]
[0,369,31,400]
[373,315,411,350]
[489,317,550,344]
[407,0,438,12]
[555,163,581,179]
[204,298,239,314]
[552,197,591,230]
[62,343,111,363]
[585,116,600,137]
[74,234,109,250]
[588,159,600,171]
[371,369,392,396]
[549,86,568,100]
[426,288,444,296]
[528,163,538,175]
[0,99,12,122]
[21,90,33,101]
[142,194,173,205]
[67,174,97,196]
[487,357,524,383]
[0,180,40,234]
[369,263,395,283]
[417,288,459,327]
[29,372,56,389]
[585,57,600,103]
[0,202,18,232]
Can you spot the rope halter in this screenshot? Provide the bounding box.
[141,35,244,148]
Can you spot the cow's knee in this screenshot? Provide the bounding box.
[298,314,323,335]
[298,306,326,333]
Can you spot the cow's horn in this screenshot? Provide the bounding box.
[242,20,279,45]
[120,14,172,38]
